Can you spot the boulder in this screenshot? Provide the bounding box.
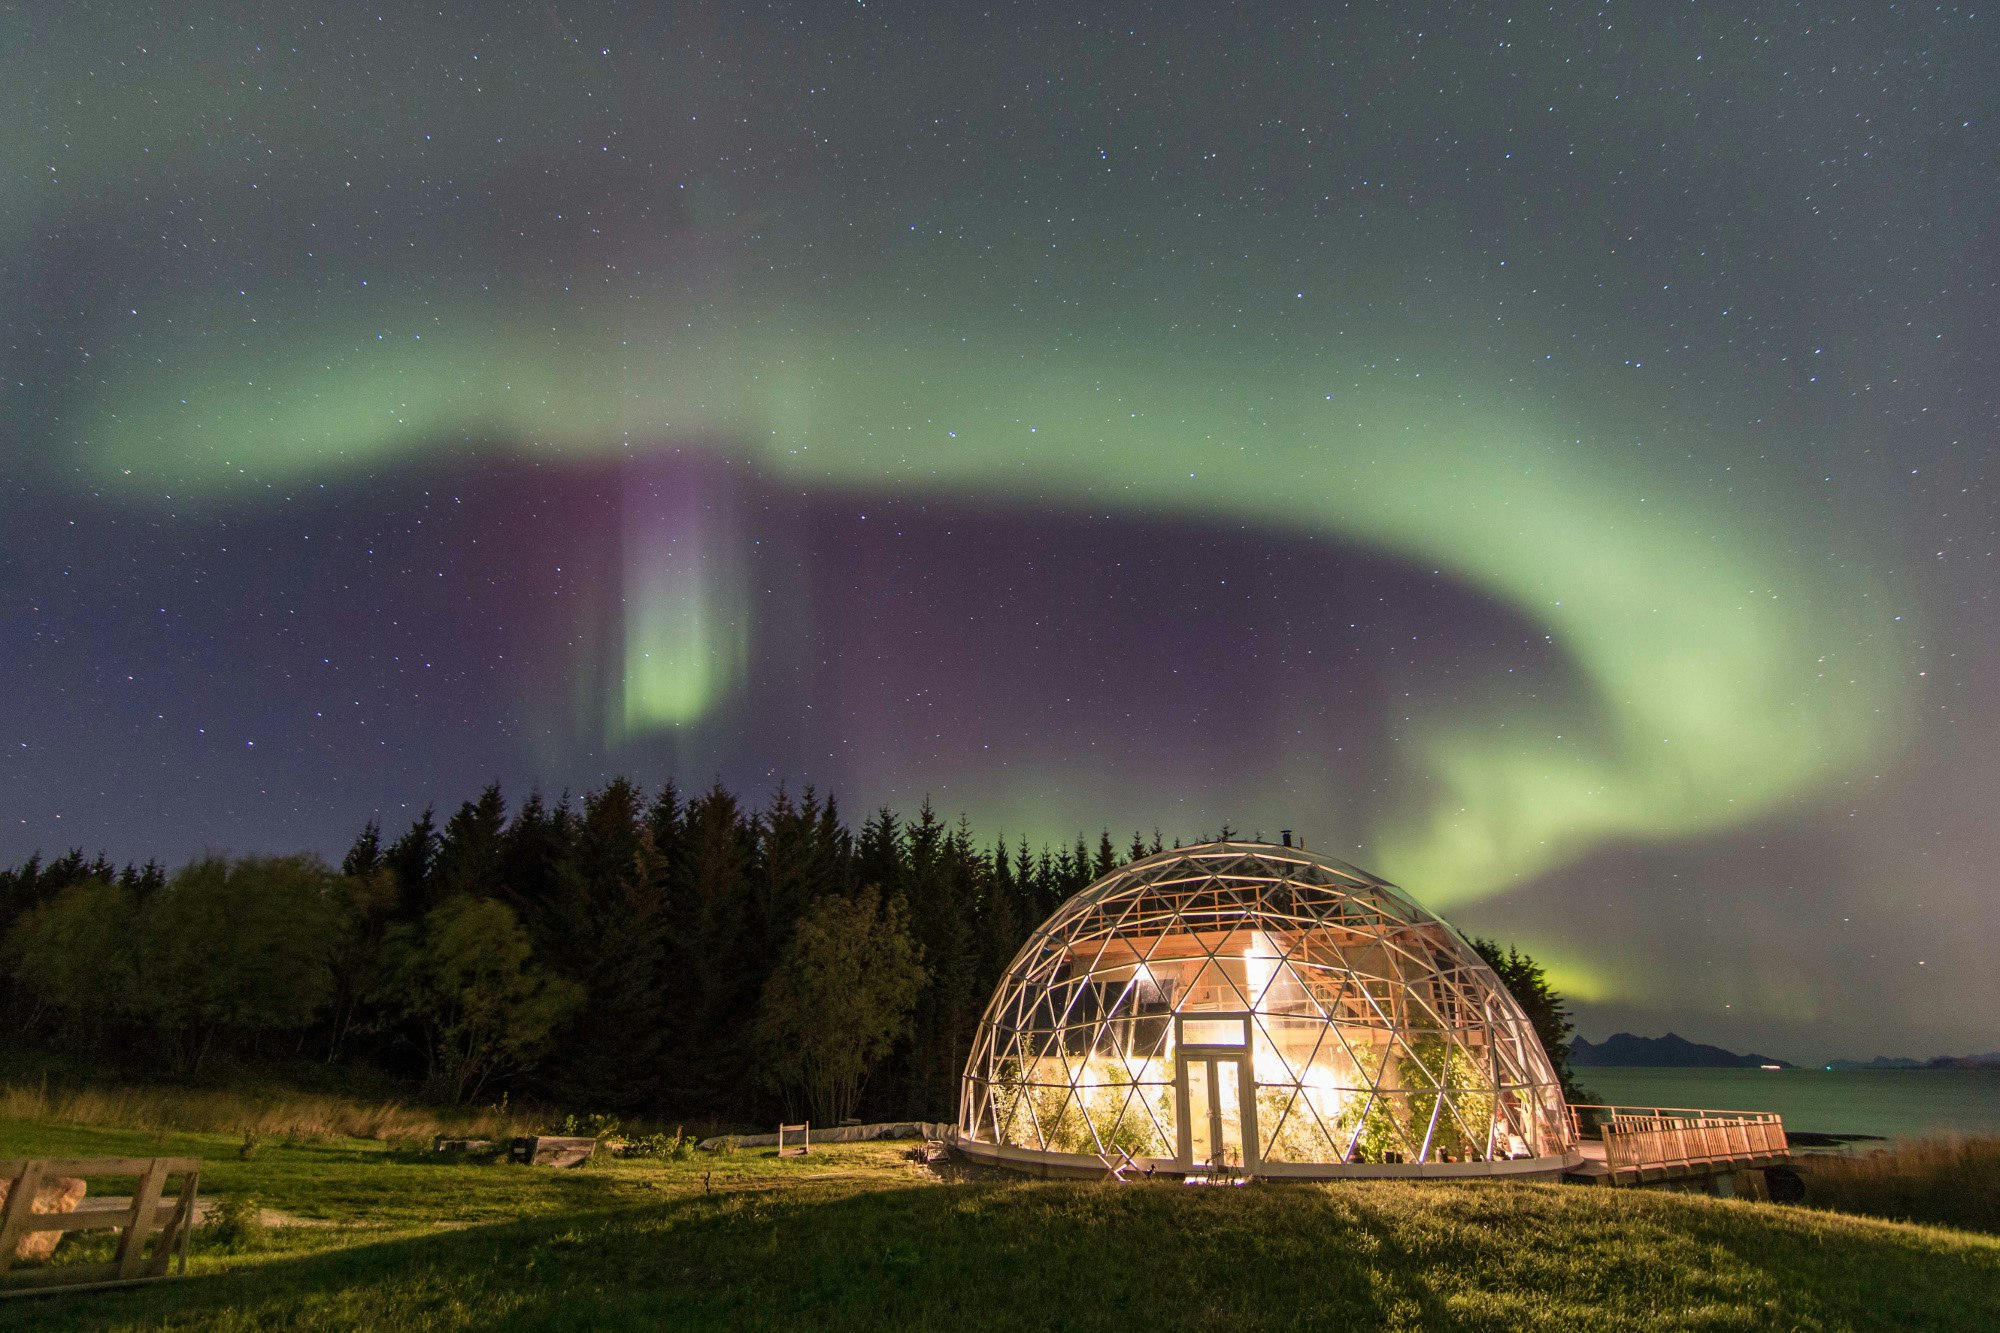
[0,1175,87,1260]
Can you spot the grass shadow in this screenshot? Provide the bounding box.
[3,1178,1996,1331]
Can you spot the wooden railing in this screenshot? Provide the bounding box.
[1569,1105,1787,1182]
[0,1157,201,1296]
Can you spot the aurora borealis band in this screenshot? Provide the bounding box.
[3,3,1995,1060]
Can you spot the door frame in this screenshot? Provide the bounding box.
[1173,1012,1259,1175]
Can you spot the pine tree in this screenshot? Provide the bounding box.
[433,785,508,901]
[385,809,440,918]
[1471,939,1589,1104]
[556,780,671,1107]
[495,790,577,956]
[342,822,384,879]
[667,783,759,1113]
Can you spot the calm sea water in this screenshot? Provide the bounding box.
[1575,1067,2000,1140]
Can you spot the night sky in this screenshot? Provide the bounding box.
[4,3,1995,1061]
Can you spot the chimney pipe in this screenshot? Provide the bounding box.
[1280,830,1293,848]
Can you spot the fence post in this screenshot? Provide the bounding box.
[156,1166,199,1277]
[115,1160,167,1279]
[0,1162,43,1274]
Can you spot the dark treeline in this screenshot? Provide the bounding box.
[0,780,1584,1123]
[0,780,1163,1125]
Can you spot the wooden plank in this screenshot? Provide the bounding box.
[0,1158,200,1178]
[0,1269,180,1298]
[151,1177,196,1278]
[158,1170,197,1278]
[115,1160,165,1279]
[0,1259,122,1291]
[18,1202,185,1234]
[510,1136,597,1168]
[0,1161,43,1274]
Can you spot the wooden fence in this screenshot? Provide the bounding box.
[0,1157,201,1297]
[698,1121,955,1152]
[1570,1105,1787,1183]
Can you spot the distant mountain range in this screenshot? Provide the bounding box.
[1569,1033,2000,1070]
[1569,1032,1792,1068]
[1822,1053,2000,1071]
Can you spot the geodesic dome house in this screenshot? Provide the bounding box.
[957,841,1582,1179]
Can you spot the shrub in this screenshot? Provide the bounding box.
[554,1112,623,1140]
[1258,1084,1343,1163]
[618,1128,696,1160]
[208,1194,267,1251]
[1399,1035,1497,1162]
[989,1060,1169,1158]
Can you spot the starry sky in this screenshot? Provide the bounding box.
[3,2,1995,1061]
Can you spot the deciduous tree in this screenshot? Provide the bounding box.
[753,887,927,1126]
[375,895,584,1103]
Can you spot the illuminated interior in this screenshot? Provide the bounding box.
[957,842,1579,1176]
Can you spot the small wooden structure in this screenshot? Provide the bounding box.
[0,1157,200,1297]
[776,1123,810,1157]
[509,1136,596,1168]
[432,1137,495,1154]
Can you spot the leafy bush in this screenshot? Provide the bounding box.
[619,1128,696,1160]
[208,1194,267,1251]
[1082,1083,1169,1158]
[989,1060,1170,1158]
[1399,1035,1497,1162]
[554,1112,623,1140]
[1258,1084,1344,1163]
[1330,1088,1404,1164]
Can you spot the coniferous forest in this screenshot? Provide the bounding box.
[0,781,1155,1127]
[0,780,1580,1127]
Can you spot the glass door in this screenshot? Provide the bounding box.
[1184,1056,1248,1168]
[1186,1059,1215,1167]
[1175,1012,1258,1175]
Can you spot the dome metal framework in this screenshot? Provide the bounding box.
[957,841,1580,1178]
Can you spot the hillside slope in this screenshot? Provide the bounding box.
[4,1152,1995,1332]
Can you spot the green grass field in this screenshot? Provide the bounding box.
[2,1116,1997,1331]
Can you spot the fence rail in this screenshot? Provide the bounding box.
[0,1157,201,1297]
[1568,1105,1787,1182]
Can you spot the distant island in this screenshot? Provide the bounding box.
[1571,1033,2000,1070]
[1823,1052,2000,1071]
[1570,1032,1793,1068]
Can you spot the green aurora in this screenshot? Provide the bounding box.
[11,3,1973,1046]
[68,292,1909,908]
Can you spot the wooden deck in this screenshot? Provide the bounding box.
[1564,1105,1788,1186]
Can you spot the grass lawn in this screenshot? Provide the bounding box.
[2,1119,1997,1331]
